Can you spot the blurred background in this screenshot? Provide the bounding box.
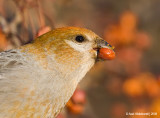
[0,0,160,118]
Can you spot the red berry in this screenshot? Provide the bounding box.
[99,48,115,60]
[72,90,86,104]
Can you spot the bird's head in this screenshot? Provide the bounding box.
[21,27,115,74]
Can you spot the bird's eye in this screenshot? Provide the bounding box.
[75,35,85,43]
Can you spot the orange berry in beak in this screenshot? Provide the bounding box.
[98,48,115,60]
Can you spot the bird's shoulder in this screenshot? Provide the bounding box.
[0,49,29,72]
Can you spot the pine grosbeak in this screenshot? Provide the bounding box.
[0,27,115,118]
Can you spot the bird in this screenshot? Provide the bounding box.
[0,27,115,118]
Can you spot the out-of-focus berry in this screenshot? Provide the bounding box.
[0,30,8,51]
[36,26,51,37]
[120,11,137,32]
[66,89,86,114]
[142,73,160,97]
[135,32,151,50]
[123,73,160,97]
[123,77,144,97]
[104,11,137,48]
[72,89,86,104]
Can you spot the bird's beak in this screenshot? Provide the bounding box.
[95,38,115,61]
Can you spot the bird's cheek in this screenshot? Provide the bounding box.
[98,48,115,60]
